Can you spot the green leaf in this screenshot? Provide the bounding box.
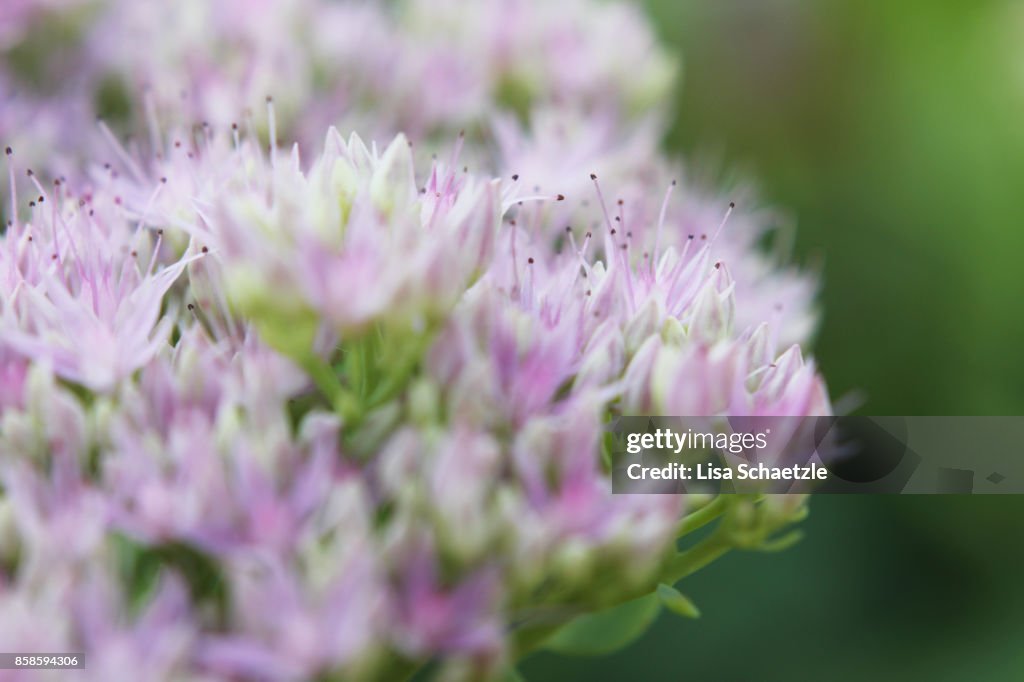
[544,593,661,656]
[656,583,701,619]
[501,667,526,682]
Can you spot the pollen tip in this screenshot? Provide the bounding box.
[589,173,597,180]
[201,246,209,253]
[4,146,11,155]
[556,194,565,201]
[527,257,534,264]
[511,174,519,181]
[729,201,735,208]
[671,179,677,186]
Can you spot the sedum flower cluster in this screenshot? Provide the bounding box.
[1,0,831,680]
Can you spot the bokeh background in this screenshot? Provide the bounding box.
[525,0,1024,679]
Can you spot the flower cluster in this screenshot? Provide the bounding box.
[1,0,674,179]
[1,1,830,680]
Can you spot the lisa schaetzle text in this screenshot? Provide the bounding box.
[610,417,831,494]
[623,460,828,482]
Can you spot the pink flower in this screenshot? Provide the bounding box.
[1,188,196,392]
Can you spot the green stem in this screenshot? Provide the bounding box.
[676,495,729,537]
[366,331,431,407]
[664,529,734,584]
[297,354,361,423]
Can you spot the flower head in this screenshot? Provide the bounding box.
[0,1,832,678]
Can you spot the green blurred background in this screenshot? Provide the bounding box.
[525,1,1024,679]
